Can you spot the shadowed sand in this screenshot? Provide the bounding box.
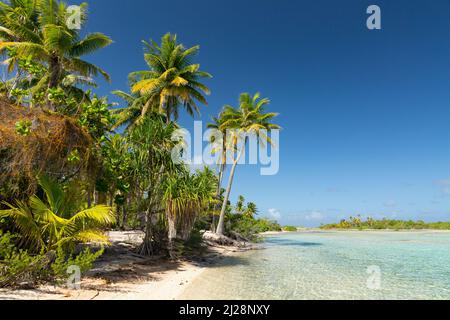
[0,231,255,300]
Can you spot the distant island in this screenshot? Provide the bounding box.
[321,216,450,230]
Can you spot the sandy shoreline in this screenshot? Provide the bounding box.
[2,229,448,300]
[0,231,254,300]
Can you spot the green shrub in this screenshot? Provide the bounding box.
[51,246,104,281]
[0,232,48,287]
[0,231,103,288]
[226,215,282,241]
[283,226,298,232]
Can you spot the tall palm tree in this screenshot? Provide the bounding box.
[215,93,280,235]
[207,115,228,231]
[0,0,112,108]
[130,33,211,123]
[0,175,115,252]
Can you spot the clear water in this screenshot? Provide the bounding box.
[180,231,450,300]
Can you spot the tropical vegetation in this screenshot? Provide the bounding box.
[0,0,281,287]
[321,216,450,230]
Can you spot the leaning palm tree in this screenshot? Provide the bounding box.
[130,33,212,123]
[215,93,280,235]
[0,0,112,108]
[0,175,115,252]
[207,115,229,231]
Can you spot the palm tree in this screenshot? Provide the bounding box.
[235,195,246,214]
[0,175,115,252]
[244,202,258,218]
[130,33,211,123]
[0,0,112,109]
[111,90,150,131]
[207,115,228,231]
[215,93,280,235]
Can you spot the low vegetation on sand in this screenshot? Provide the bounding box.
[282,226,298,232]
[321,216,450,230]
[0,0,281,288]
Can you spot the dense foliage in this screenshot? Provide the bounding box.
[0,231,103,288]
[0,0,281,287]
[221,195,281,241]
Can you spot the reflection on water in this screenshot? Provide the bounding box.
[180,231,450,300]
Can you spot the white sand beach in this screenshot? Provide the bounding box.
[0,231,251,300]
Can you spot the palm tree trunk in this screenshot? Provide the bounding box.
[216,146,245,235]
[167,214,177,258]
[212,162,225,232]
[87,190,92,208]
[47,55,60,111]
[139,208,153,256]
[122,194,131,230]
[48,55,60,89]
[116,204,121,229]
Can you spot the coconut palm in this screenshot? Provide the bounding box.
[244,202,258,218]
[236,195,245,214]
[130,33,211,123]
[215,93,280,235]
[0,0,112,108]
[207,115,229,231]
[0,175,115,252]
[111,90,151,131]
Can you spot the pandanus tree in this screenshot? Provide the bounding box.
[127,115,182,256]
[163,167,217,258]
[215,93,280,235]
[130,33,212,124]
[0,0,112,109]
[0,176,115,252]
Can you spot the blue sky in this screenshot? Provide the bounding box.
[76,0,450,226]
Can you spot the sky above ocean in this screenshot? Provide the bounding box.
[71,0,450,226]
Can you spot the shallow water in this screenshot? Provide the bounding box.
[180,231,450,300]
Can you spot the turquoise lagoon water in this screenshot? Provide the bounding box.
[180,231,450,300]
